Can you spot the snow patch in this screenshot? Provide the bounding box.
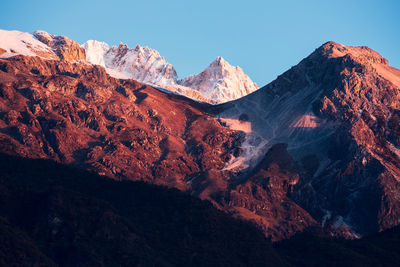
[81,40,109,67]
[0,29,55,58]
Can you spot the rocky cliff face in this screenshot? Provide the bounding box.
[33,31,86,61]
[0,55,241,192]
[216,41,400,238]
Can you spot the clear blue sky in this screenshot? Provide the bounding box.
[1,0,399,86]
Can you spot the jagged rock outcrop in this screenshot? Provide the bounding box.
[33,30,86,61]
[227,144,317,240]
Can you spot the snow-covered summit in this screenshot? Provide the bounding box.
[81,40,109,66]
[0,29,258,103]
[0,29,86,62]
[0,29,58,59]
[82,40,178,86]
[107,43,178,86]
[178,57,258,103]
[82,40,258,103]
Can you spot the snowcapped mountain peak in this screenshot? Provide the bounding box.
[82,38,258,103]
[81,40,109,66]
[212,56,228,66]
[209,57,241,72]
[83,39,109,49]
[0,29,85,61]
[0,29,57,59]
[116,42,129,53]
[32,30,52,40]
[134,44,144,52]
[211,56,244,72]
[178,57,258,102]
[95,41,178,85]
[1,29,257,103]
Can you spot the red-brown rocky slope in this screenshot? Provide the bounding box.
[0,55,240,191]
[2,39,400,241]
[0,52,318,240]
[216,41,400,238]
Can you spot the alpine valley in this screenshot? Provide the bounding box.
[1,29,400,266]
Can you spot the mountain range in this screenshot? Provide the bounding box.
[82,39,258,103]
[0,29,258,104]
[1,28,400,265]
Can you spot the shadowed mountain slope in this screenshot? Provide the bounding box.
[0,153,283,266]
[2,153,400,266]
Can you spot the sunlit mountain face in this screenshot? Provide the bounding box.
[1,28,400,266]
[82,39,258,104]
